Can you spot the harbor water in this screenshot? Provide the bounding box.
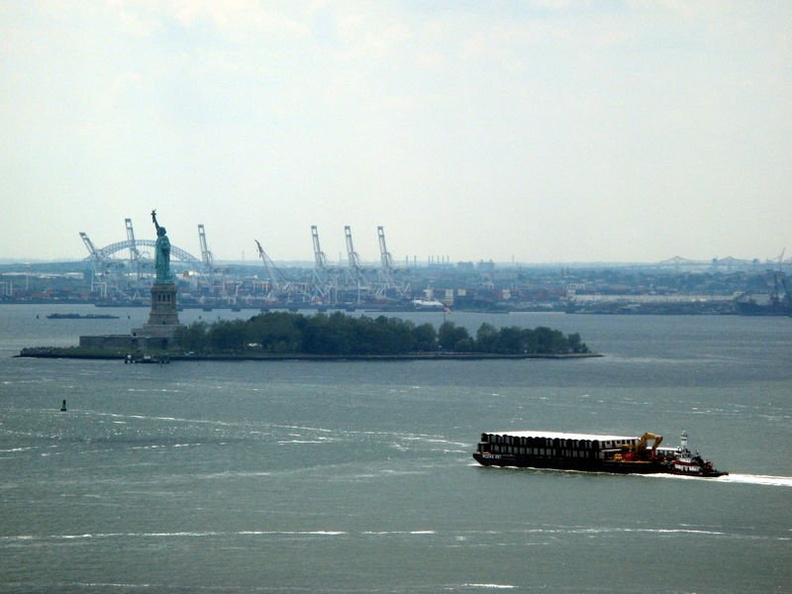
[1,305,790,592]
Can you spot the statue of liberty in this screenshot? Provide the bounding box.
[151,209,173,283]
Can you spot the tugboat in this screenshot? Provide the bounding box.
[473,429,727,477]
[669,431,725,477]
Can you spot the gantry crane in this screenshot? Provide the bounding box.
[80,232,103,265]
[124,218,142,280]
[310,225,336,303]
[311,225,328,272]
[79,231,116,297]
[344,226,362,274]
[375,226,409,299]
[378,226,394,274]
[198,224,215,272]
[344,225,368,302]
[376,226,394,298]
[255,239,301,303]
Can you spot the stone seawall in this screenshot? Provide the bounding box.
[18,347,602,362]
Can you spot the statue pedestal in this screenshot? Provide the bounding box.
[132,282,183,349]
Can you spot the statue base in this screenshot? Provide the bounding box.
[132,282,184,349]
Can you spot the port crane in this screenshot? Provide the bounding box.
[79,232,103,265]
[378,225,394,290]
[310,225,337,303]
[345,225,362,277]
[312,225,329,272]
[255,239,302,303]
[79,231,122,297]
[375,226,409,299]
[198,224,214,273]
[344,226,369,302]
[124,218,142,279]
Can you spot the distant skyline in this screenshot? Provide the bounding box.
[1,1,790,264]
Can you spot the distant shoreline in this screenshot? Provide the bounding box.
[16,347,602,362]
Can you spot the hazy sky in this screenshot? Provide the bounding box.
[2,1,790,264]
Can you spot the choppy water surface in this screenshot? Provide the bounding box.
[1,305,790,592]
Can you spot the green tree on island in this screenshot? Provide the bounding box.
[175,312,590,357]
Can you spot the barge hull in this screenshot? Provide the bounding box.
[473,453,666,474]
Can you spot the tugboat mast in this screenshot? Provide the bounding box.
[679,430,689,453]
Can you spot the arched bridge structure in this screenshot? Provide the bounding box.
[89,239,201,265]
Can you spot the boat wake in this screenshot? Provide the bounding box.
[645,472,792,487]
[472,464,792,486]
[715,473,792,487]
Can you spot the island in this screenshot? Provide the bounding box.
[18,311,599,361]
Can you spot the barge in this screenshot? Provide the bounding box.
[46,313,120,319]
[473,430,726,477]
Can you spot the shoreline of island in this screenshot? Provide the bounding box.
[16,346,602,362]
